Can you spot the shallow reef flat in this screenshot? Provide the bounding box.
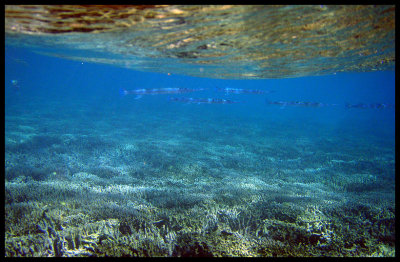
[4,112,395,257]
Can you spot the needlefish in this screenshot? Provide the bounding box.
[345,103,394,109]
[169,97,239,104]
[216,87,274,94]
[266,100,338,108]
[267,100,394,109]
[119,87,205,99]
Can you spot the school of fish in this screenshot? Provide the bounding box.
[119,86,394,109]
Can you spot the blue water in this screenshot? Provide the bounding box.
[5,45,396,257]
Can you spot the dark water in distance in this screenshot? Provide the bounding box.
[4,45,395,257]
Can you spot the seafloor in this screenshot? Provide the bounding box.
[5,100,395,257]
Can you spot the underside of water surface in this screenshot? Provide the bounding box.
[5,5,395,79]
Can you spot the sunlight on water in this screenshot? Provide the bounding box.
[5,5,395,79]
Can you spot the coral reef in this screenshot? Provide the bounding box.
[4,99,395,257]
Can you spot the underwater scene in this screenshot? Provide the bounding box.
[5,5,395,257]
